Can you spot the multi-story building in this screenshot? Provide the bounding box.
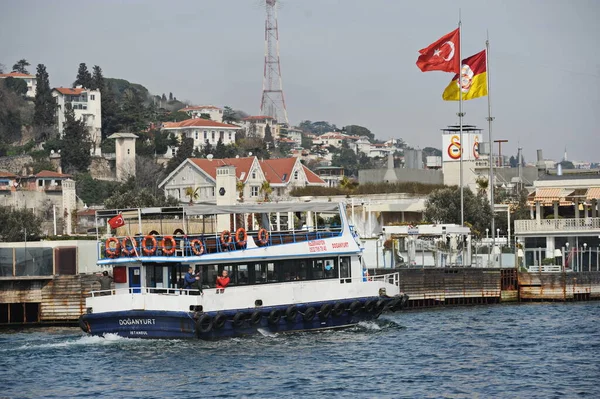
[0,72,37,97]
[513,173,600,270]
[240,116,280,140]
[161,118,240,158]
[179,105,224,123]
[286,128,303,147]
[52,87,102,156]
[158,156,326,204]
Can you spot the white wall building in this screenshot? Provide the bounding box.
[162,118,240,158]
[159,156,326,204]
[52,87,102,156]
[286,128,303,146]
[0,72,37,98]
[240,116,280,141]
[179,105,224,123]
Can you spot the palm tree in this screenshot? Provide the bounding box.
[475,177,489,196]
[339,176,358,191]
[236,180,245,202]
[184,186,200,205]
[259,180,273,202]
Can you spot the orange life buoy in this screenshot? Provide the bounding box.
[220,230,232,246]
[162,236,177,255]
[142,235,157,255]
[105,237,121,258]
[235,227,247,246]
[121,237,137,256]
[190,239,204,255]
[258,228,269,246]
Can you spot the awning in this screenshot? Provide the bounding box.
[528,188,573,206]
[366,200,426,213]
[586,187,600,200]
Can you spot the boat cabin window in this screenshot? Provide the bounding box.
[313,258,338,279]
[339,256,351,279]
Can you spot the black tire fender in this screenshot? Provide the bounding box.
[250,310,262,325]
[303,307,316,322]
[268,309,281,325]
[78,316,90,333]
[232,312,245,328]
[332,302,345,317]
[196,314,213,335]
[349,301,362,315]
[319,303,332,320]
[213,313,227,330]
[364,300,376,313]
[285,305,298,322]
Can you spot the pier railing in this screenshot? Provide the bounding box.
[514,217,600,234]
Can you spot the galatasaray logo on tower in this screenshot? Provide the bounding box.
[447,135,461,160]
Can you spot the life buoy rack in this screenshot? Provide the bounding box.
[105,237,121,258]
[303,307,316,322]
[121,237,137,256]
[235,227,247,246]
[268,309,281,325]
[141,235,157,255]
[161,236,177,255]
[257,228,269,246]
[190,239,205,256]
[220,230,232,247]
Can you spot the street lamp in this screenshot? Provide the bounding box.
[485,228,489,239]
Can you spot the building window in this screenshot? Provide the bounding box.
[127,149,130,155]
[171,148,176,156]
[211,131,215,141]
[251,186,259,197]
[204,131,207,140]
[195,131,198,140]
[252,171,256,179]
[228,132,232,140]
[90,94,95,100]
[294,171,299,180]
[211,187,215,197]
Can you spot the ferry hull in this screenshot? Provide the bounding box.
[80,296,408,340]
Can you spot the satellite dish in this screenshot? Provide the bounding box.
[207,154,213,160]
[50,150,55,154]
[58,149,61,154]
[236,155,240,158]
[248,152,253,157]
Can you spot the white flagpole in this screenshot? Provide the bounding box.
[458,13,465,228]
[486,32,496,264]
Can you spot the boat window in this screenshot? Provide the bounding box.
[234,264,249,285]
[312,258,338,279]
[339,257,351,279]
[253,262,275,283]
[145,265,164,288]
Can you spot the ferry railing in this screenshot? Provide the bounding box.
[99,227,344,259]
[369,272,400,287]
[90,287,201,297]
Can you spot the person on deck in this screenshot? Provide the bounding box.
[216,270,230,289]
[184,266,200,290]
[95,271,114,295]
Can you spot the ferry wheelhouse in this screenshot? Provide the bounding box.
[80,202,407,339]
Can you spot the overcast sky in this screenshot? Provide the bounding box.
[1,0,598,163]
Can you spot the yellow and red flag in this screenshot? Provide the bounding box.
[442,50,488,101]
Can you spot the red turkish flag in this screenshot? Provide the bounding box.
[108,213,125,229]
[416,28,460,73]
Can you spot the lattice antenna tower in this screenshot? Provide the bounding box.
[260,0,289,124]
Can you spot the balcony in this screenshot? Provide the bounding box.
[514,217,600,235]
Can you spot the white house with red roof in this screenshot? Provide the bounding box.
[0,72,37,97]
[240,116,280,141]
[179,105,223,123]
[161,118,241,157]
[158,156,326,204]
[52,87,102,156]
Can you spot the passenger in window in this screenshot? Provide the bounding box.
[239,272,248,284]
[216,270,230,289]
[95,271,113,295]
[184,266,201,293]
[324,261,334,278]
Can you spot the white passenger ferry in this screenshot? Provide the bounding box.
[79,202,407,339]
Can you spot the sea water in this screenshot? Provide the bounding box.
[1,302,599,398]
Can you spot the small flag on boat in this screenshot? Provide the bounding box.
[108,213,125,229]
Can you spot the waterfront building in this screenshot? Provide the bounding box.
[514,173,600,270]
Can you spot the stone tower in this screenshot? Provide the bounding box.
[108,132,138,181]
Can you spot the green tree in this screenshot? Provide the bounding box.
[11,59,30,74]
[424,186,492,237]
[169,92,173,101]
[0,206,43,242]
[61,104,92,173]
[73,63,93,88]
[300,133,313,149]
[343,125,374,140]
[4,77,27,96]
[161,93,167,102]
[75,173,122,205]
[104,178,178,209]
[559,160,574,169]
[184,186,200,205]
[33,64,56,130]
[90,65,119,139]
[264,124,273,144]
[214,138,227,158]
[165,137,194,174]
[332,142,359,176]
